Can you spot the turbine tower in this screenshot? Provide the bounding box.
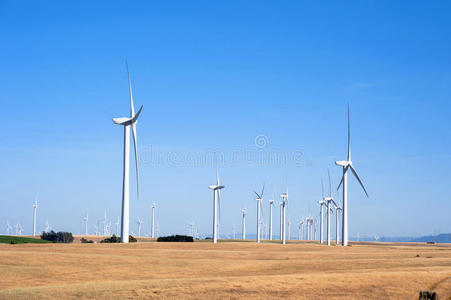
[287,220,291,240]
[208,167,224,243]
[137,217,143,237]
[324,170,338,246]
[280,188,288,245]
[268,197,274,240]
[6,221,12,235]
[83,214,89,235]
[151,202,156,238]
[335,205,342,245]
[32,197,38,237]
[279,202,283,240]
[112,62,143,243]
[254,185,264,243]
[241,208,246,240]
[335,104,369,246]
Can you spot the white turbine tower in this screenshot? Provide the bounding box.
[32,197,38,237]
[241,208,246,240]
[83,214,89,235]
[151,202,156,238]
[279,202,283,240]
[287,220,291,241]
[324,170,338,246]
[208,167,224,243]
[44,220,50,233]
[254,185,264,243]
[268,197,274,240]
[103,210,108,236]
[112,62,143,243]
[137,217,143,237]
[298,221,303,240]
[335,205,342,245]
[115,217,120,236]
[335,104,369,246]
[280,188,288,245]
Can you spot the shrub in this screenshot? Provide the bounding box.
[80,238,94,243]
[100,235,121,243]
[157,235,194,242]
[40,231,74,243]
[129,235,137,242]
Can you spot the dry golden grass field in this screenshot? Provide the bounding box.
[0,238,450,299]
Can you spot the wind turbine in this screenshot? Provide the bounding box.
[335,104,369,246]
[335,205,342,245]
[241,208,246,240]
[268,196,274,240]
[103,210,108,236]
[324,170,338,246]
[208,167,224,243]
[137,217,143,237]
[6,221,12,235]
[254,185,264,243]
[83,214,89,235]
[151,202,156,238]
[112,62,143,243]
[115,217,120,236]
[32,197,38,237]
[298,221,302,240]
[280,187,288,245]
[279,202,283,240]
[44,220,50,233]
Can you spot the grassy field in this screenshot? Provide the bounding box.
[0,235,51,244]
[0,240,450,299]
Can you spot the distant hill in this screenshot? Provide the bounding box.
[351,233,451,243]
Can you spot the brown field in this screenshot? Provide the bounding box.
[0,238,450,299]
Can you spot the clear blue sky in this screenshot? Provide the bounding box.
[1,1,450,238]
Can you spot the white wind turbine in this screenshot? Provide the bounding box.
[115,217,120,236]
[279,202,283,240]
[44,220,50,233]
[268,196,274,240]
[137,217,143,237]
[280,187,288,245]
[324,170,338,246]
[32,197,38,237]
[208,167,224,243]
[112,62,143,243]
[335,205,342,245]
[254,185,264,243]
[151,202,156,238]
[287,220,291,240]
[335,104,369,246]
[83,214,89,235]
[6,221,12,235]
[241,208,246,240]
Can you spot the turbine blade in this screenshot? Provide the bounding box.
[126,61,136,118]
[261,183,265,198]
[254,191,260,198]
[349,165,369,197]
[132,121,139,200]
[328,168,332,197]
[347,103,351,161]
[217,189,221,225]
[321,179,324,198]
[336,166,349,191]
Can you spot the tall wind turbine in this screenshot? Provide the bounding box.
[254,185,264,243]
[335,104,369,246]
[268,196,274,240]
[137,217,143,237]
[279,202,283,240]
[151,202,156,238]
[83,214,89,235]
[241,208,246,240]
[112,62,143,243]
[32,197,38,237]
[208,167,224,243]
[280,188,288,245]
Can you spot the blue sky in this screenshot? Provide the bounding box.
[1,1,450,238]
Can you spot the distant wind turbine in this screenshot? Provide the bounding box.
[112,62,143,243]
[83,214,89,235]
[208,167,224,243]
[151,202,156,238]
[268,196,274,240]
[254,185,265,243]
[137,217,143,237]
[280,187,288,244]
[335,104,369,246]
[6,221,12,235]
[241,208,246,240]
[32,197,38,237]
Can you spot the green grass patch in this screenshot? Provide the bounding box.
[0,235,51,244]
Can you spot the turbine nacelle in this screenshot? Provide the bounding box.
[113,105,143,126]
[335,160,351,167]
